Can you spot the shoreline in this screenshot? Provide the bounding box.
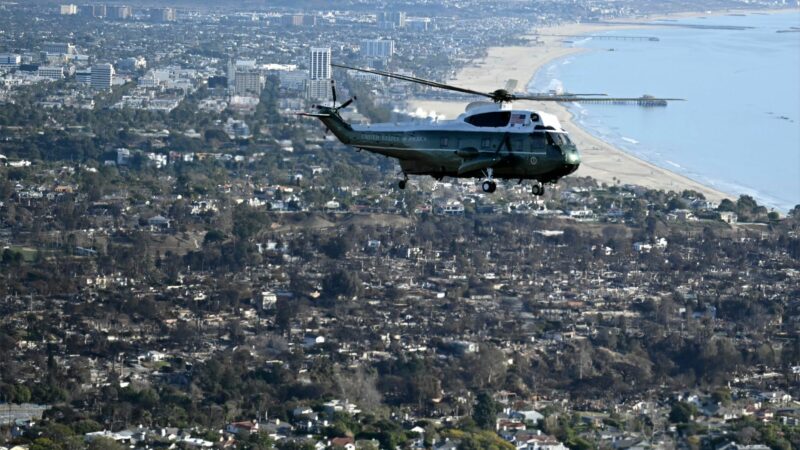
[407,7,800,204]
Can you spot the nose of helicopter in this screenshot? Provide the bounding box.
[564,148,581,173]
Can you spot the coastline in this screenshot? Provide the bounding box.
[407,8,799,203]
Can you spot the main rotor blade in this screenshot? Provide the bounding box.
[332,64,683,104]
[332,63,494,100]
[513,95,685,103]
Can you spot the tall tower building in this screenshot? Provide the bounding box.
[91,5,106,17]
[153,7,176,22]
[379,11,406,29]
[91,63,114,90]
[60,4,78,15]
[308,47,331,101]
[108,5,132,20]
[309,47,331,80]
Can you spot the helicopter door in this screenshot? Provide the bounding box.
[511,138,523,153]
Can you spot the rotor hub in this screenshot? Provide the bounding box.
[490,89,514,103]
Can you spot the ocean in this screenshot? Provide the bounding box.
[529,11,800,211]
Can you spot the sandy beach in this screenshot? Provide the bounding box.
[405,15,784,203]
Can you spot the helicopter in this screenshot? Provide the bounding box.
[301,64,681,195]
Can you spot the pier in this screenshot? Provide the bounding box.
[574,95,669,107]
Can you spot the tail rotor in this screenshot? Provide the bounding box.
[329,79,356,112]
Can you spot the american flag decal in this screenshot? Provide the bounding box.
[510,113,526,125]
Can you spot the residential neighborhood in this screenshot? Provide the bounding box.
[0,0,798,449]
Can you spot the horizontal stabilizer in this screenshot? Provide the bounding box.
[457,154,503,175]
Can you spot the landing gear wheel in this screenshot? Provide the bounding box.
[531,183,545,196]
[398,180,407,190]
[482,180,497,193]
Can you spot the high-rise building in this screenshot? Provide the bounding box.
[309,47,331,81]
[108,5,132,20]
[281,14,316,26]
[43,42,76,55]
[60,4,77,15]
[361,39,394,59]
[91,63,114,90]
[89,4,106,17]
[152,7,176,22]
[307,79,331,101]
[308,47,331,101]
[379,11,406,28]
[227,59,257,90]
[38,66,64,80]
[234,70,263,96]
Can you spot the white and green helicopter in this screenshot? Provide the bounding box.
[302,64,680,195]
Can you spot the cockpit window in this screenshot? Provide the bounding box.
[547,132,572,146]
[465,111,511,127]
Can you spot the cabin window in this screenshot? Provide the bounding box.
[465,111,511,127]
[530,113,540,122]
[439,137,449,148]
[530,133,546,148]
[481,138,491,149]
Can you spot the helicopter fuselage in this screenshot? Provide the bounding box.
[313,102,581,189]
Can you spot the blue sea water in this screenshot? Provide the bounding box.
[529,11,800,211]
